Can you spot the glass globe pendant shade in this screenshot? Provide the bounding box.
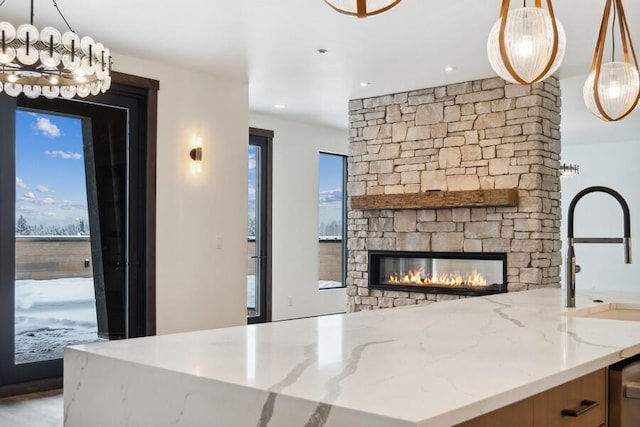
[324,0,402,18]
[487,1,566,85]
[583,0,640,121]
[584,63,640,121]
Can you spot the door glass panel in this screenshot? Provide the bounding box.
[318,153,346,289]
[247,144,260,318]
[14,110,98,364]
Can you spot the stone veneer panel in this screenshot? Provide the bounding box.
[347,77,562,312]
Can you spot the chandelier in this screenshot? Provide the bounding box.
[324,0,402,18]
[487,0,566,85]
[0,0,111,99]
[583,0,639,122]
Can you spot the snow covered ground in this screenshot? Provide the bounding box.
[15,278,99,364]
[12,276,343,364]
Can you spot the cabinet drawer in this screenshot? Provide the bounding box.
[454,398,533,427]
[533,368,606,427]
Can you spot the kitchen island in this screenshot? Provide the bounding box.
[63,288,640,426]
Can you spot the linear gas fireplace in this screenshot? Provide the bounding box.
[369,251,507,296]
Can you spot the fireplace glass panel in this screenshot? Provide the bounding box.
[370,251,507,296]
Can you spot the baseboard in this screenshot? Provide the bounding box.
[0,377,62,399]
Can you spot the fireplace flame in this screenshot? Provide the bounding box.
[387,269,488,288]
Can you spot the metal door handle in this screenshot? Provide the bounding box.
[561,400,599,417]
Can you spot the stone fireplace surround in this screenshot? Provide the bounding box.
[346,76,562,312]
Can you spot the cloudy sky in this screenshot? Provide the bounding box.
[318,153,344,230]
[15,111,89,229]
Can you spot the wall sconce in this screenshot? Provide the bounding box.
[560,162,579,178]
[190,136,203,173]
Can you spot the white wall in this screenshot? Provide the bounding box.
[560,139,640,292]
[114,54,249,334]
[250,112,348,321]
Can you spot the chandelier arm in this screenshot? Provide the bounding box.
[51,0,75,33]
[324,0,402,18]
[622,13,640,71]
[357,0,366,17]
[530,0,559,83]
[616,0,636,66]
[615,0,628,63]
[365,0,402,17]
[590,0,612,72]
[616,0,640,116]
[498,0,529,85]
[593,0,615,121]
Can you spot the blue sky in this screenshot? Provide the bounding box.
[318,153,344,229]
[15,110,89,228]
[247,149,344,234]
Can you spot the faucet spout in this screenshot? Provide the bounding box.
[565,186,632,308]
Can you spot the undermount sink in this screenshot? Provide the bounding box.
[569,303,640,321]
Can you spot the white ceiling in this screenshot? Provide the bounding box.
[2,0,639,145]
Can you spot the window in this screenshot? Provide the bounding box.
[14,110,98,364]
[318,153,346,289]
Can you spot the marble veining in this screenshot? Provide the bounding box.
[303,339,394,427]
[64,288,640,427]
[258,343,318,427]
[483,296,525,328]
[62,350,87,426]
[556,322,620,349]
[171,392,194,426]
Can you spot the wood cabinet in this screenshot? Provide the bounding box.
[533,368,606,427]
[455,369,606,427]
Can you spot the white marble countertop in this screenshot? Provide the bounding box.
[69,288,640,426]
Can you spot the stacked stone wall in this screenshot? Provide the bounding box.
[346,76,562,312]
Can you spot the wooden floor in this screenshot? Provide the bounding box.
[0,389,63,427]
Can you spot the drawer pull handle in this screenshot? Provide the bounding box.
[561,400,599,417]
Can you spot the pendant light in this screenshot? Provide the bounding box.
[583,0,639,122]
[324,0,402,18]
[487,0,566,85]
[0,0,111,99]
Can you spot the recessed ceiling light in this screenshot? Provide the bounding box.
[274,104,286,109]
[360,82,371,87]
[444,65,457,72]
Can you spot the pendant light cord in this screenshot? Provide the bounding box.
[0,0,75,32]
[611,1,618,62]
[611,0,617,62]
[51,0,75,33]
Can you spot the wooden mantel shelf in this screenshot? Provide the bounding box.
[350,189,519,210]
